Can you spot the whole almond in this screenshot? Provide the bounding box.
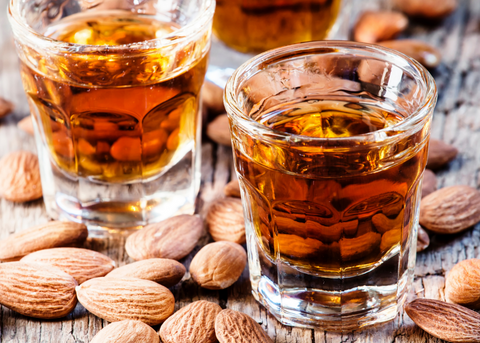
[421,169,437,198]
[190,241,246,290]
[353,11,408,43]
[18,115,34,135]
[378,40,441,69]
[207,114,231,146]
[405,298,480,342]
[106,258,185,288]
[224,179,241,198]
[0,151,42,202]
[0,97,14,118]
[420,185,480,234]
[417,226,430,252]
[125,214,203,261]
[0,262,77,319]
[159,300,222,343]
[20,247,115,284]
[202,81,225,115]
[445,259,480,309]
[394,0,457,19]
[207,197,245,244]
[427,139,458,170]
[0,221,88,262]
[91,320,160,343]
[215,309,273,343]
[76,277,175,325]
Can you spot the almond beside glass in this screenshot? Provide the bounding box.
[20,247,115,284]
[0,221,88,262]
[206,114,231,146]
[190,241,247,290]
[18,115,34,135]
[0,150,42,202]
[427,139,458,170]
[0,262,77,319]
[224,179,241,198]
[353,11,408,43]
[0,97,14,118]
[378,39,441,69]
[394,0,457,19]
[125,214,203,261]
[207,197,245,244]
[445,259,480,309]
[420,185,480,234]
[76,277,175,325]
[91,320,160,343]
[215,309,273,343]
[202,81,225,115]
[159,300,222,343]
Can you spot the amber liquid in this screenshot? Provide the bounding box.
[235,98,428,274]
[21,12,207,183]
[213,0,342,53]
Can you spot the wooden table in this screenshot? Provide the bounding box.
[1,0,480,342]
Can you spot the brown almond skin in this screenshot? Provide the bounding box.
[353,11,408,43]
[18,115,34,135]
[0,151,42,202]
[420,185,480,234]
[91,320,160,343]
[427,139,458,170]
[0,262,78,319]
[207,197,245,244]
[378,40,441,69]
[417,226,430,252]
[106,258,185,288]
[76,277,175,325]
[202,81,225,115]
[125,214,203,261]
[215,309,273,343]
[190,241,247,290]
[20,248,115,284]
[445,259,480,309]
[421,169,437,198]
[159,301,222,343]
[224,179,241,198]
[0,221,88,262]
[0,97,14,118]
[207,114,231,146]
[394,0,457,19]
[405,298,480,343]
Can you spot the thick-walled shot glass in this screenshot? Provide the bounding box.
[225,41,437,330]
[8,0,214,230]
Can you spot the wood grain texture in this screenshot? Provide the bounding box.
[2,0,480,342]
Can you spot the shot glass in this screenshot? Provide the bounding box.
[225,41,437,330]
[8,0,214,230]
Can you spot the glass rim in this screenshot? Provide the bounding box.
[7,0,215,52]
[224,40,437,145]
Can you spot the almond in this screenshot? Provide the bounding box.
[106,258,185,288]
[0,97,14,118]
[339,232,381,262]
[422,169,437,198]
[353,11,408,43]
[394,0,457,19]
[190,241,246,290]
[20,247,115,284]
[380,229,401,252]
[76,277,175,325]
[0,221,88,262]
[417,226,430,252]
[215,309,273,343]
[18,115,34,135]
[206,114,231,146]
[0,151,42,202]
[420,185,480,234]
[125,214,203,261]
[91,320,160,343]
[224,179,241,198]
[0,262,77,319]
[405,298,480,342]
[372,210,404,234]
[445,259,480,309]
[207,197,245,244]
[427,139,458,170]
[378,39,441,69]
[159,300,222,343]
[202,81,225,115]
